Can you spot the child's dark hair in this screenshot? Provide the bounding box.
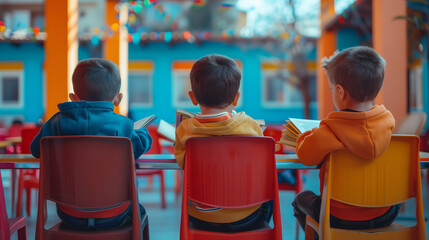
[72,58,121,101]
[190,54,241,107]
[322,46,385,102]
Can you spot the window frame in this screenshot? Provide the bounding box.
[0,69,24,109]
[171,60,243,109]
[128,61,154,108]
[261,61,316,109]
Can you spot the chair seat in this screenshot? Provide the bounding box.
[136,169,163,175]
[45,214,149,240]
[8,216,26,235]
[190,226,275,240]
[22,176,39,188]
[332,223,409,234]
[46,223,133,240]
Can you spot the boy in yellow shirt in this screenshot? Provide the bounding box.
[291,46,399,234]
[175,54,272,232]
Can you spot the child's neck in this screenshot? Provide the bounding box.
[199,104,235,115]
[343,100,373,112]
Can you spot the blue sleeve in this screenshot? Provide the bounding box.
[130,127,153,160]
[30,125,45,158]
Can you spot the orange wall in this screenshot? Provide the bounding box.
[104,0,129,116]
[317,0,337,119]
[373,0,407,124]
[44,0,78,119]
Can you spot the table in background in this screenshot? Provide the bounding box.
[1,152,428,170]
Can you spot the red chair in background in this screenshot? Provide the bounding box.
[0,170,27,239]
[264,125,303,240]
[16,127,40,217]
[36,136,149,240]
[263,125,304,193]
[136,126,166,209]
[180,136,282,240]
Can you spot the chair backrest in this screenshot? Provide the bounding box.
[394,112,427,136]
[146,125,161,154]
[185,136,277,208]
[181,136,282,240]
[320,134,426,239]
[0,171,11,239]
[36,136,141,239]
[327,135,420,207]
[21,126,41,154]
[264,125,284,153]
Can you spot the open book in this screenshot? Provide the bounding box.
[175,109,196,128]
[175,109,267,132]
[279,118,321,147]
[133,115,158,129]
[157,119,176,142]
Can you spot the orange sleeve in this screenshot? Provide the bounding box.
[296,123,344,166]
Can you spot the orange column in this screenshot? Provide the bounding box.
[44,0,78,119]
[104,0,129,116]
[317,0,337,119]
[373,0,407,123]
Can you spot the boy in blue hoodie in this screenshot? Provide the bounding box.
[31,58,152,230]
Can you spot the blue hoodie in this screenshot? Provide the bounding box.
[31,101,152,159]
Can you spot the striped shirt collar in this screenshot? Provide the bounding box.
[195,110,237,123]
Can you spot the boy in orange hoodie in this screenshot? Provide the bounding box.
[291,46,399,232]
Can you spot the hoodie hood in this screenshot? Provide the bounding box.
[322,105,395,159]
[179,112,261,136]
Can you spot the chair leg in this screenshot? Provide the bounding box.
[26,188,32,217]
[160,172,166,209]
[304,223,315,240]
[295,220,300,240]
[147,176,153,191]
[143,224,150,240]
[175,171,182,200]
[16,175,23,217]
[17,226,27,240]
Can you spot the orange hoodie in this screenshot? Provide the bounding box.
[296,105,395,221]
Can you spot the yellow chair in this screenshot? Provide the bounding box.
[304,134,427,240]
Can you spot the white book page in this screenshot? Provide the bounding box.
[289,118,321,133]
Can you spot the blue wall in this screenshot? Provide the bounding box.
[0,43,44,123]
[128,41,318,124]
[336,28,366,50]
[0,41,317,125]
[0,42,100,124]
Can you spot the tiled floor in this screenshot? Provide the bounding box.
[3,169,429,240]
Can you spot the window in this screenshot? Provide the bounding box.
[128,61,153,108]
[172,60,243,108]
[409,66,423,111]
[0,63,23,108]
[172,61,194,108]
[261,61,316,108]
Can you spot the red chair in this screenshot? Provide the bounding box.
[180,136,282,240]
[36,136,149,240]
[136,126,166,208]
[264,125,303,240]
[0,170,27,239]
[16,126,40,217]
[263,125,304,193]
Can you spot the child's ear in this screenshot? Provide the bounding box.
[335,84,346,100]
[232,92,240,106]
[188,91,199,106]
[69,93,80,102]
[113,93,123,106]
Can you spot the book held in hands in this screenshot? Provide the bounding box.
[279,118,321,147]
[133,115,158,129]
